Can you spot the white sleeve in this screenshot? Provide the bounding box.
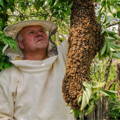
[0,71,14,120]
[57,40,69,61]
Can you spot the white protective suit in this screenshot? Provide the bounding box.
[0,40,75,120]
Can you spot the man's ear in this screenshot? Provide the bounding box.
[18,39,24,50]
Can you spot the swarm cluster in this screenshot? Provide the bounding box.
[62,0,103,109]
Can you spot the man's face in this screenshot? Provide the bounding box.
[18,25,49,52]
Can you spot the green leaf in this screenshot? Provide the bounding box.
[81,90,88,111]
[0,0,4,7]
[71,109,80,118]
[78,95,82,105]
[113,35,120,40]
[34,0,45,10]
[85,87,92,101]
[92,81,105,89]
[85,102,95,116]
[106,41,111,55]
[100,41,107,56]
[104,30,116,37]
[100,89,117,97]
[111,43,120,49]
[83,82,92,88]
[0,31,17,50]
[106,36,115,42]
[112,52,120,59]
[116,11,120,18]
[80,87,92,111]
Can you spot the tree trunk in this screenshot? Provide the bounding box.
[62,0,103,109]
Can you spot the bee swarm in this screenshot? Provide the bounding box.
[62,0,103,109]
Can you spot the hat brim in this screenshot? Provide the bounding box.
[4,20,57,39]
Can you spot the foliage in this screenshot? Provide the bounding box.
[95,0,120,59]
[99,30,120,59]
[0,0,15,30]
[0,31,17,49]
[0,31,17,71]
[71,80,117,118]
[0,0,16,70]
[108,97,120,120]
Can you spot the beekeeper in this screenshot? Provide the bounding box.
[0,20,75,120]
